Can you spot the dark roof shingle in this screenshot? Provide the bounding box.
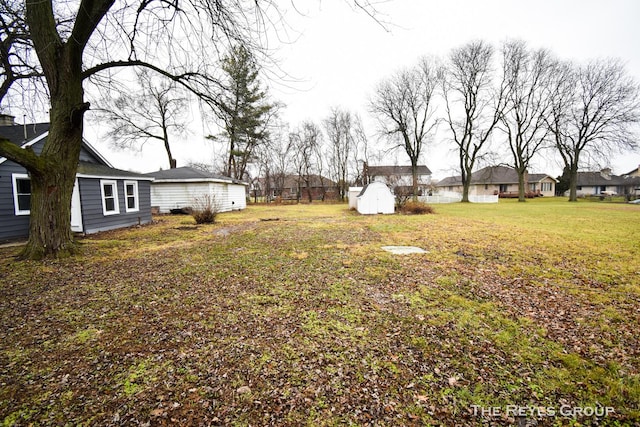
[145,167,247,185]
[0,122,50,145]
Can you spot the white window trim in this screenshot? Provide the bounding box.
[12,173,31,216]
[100,180,120,216]
[124,180,139,213]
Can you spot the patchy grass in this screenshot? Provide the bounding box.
[1,198,639,426]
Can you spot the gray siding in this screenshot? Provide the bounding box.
[78,145,102,163]
[0,160,30,240]
[79,178,152,234]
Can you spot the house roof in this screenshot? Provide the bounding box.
[367,165,432,176]
[144,167,248,185]
[274,174,337,189]
[575,171,640,187]
[623,165,640,176]
[77,161,154,180]
[435,175,462,187]
[528,173,557,183]
[0,122,50,144]
[435,166,556,186]
[0,122,113,167]
[471,166,520,184]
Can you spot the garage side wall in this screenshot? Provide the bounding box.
[150,182,247,213]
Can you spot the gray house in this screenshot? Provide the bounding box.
[0,115,153,241]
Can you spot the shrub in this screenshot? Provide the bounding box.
[400,201,434,215]
[191,194,220,224]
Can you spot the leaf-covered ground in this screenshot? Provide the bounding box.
[1,199,639,426]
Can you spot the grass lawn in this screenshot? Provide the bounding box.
[1,198,639,426]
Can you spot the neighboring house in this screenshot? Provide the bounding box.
[0,115,153,241]
[256,174,339,201]
[436,166,557,197]
[569,168,640,197]
[365,164,432,196]
[624,164,640,178]
[356,182,395,215]
[144,167,248,213]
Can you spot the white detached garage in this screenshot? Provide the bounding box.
[145,167,248,213]
[356,182,395,215]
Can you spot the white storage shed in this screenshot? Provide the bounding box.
[356,182,395,215]
[145,167,248,213]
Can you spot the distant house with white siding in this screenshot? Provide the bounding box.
[144,167,247,213]
[436,166,557,197]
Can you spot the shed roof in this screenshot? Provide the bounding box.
[145,167,248,185]
[357,181,392,197]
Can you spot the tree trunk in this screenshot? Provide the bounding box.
[461,164,471,203]
[517,169,526,202]
[20,99,85,259]
[568,165,579,202]
[461,181,470,203]
[21,164,79,259]
[17,24,86,259]
[162,126,176,168]
[411,162,419,202]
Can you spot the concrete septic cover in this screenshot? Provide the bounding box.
[381,246,428,255]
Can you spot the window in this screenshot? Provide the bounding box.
[100,180,120,215]
[499,184,508,193]
[541,182,552,192]
[124,181,139,212]
[12,174,31,215]
[529,183,537,191]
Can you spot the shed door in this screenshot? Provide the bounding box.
[376,188,385,213]
[70,179,83,232]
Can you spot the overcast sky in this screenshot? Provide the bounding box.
[92,0,640,178]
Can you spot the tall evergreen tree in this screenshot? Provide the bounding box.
[218,45,274,180]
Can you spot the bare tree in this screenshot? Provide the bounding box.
[442,40,506,202]
[93,71,188,169]
[500,40,555,201]
[0,0,279,259]
[370,57,440,201]
[0,0,44,107]
[290,121,322,203]
[547,59,640,201]
[255,119,291,201]
[350,113,370,186]
[324,106,354,201]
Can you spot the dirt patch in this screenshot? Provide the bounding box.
[212,221,258,237]
[174,226,199,231]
